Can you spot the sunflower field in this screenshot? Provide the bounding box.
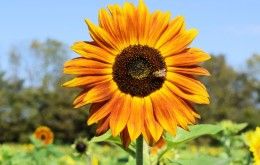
[0,0,259,165]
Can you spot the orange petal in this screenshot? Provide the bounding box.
[110,94,131,136]
[142,123,154,146]
[166,72,209,98]
[143,97,163,142]
[160,87,190,129]
[151,90,177,136]
[159,29,198,57]
[137,0,149,45]
[146,11,171,47]
[106,4,130,48]
[155,16,185,49]
[165,48,211,66]
[63,75,112,88]
[85,19,121,54]
[75,80,117,108]
[72,89,89,107]
[127,97,144,141]
[168,66,210,76]
[87,91,121,125]
[165,81,209,104]
[96,116,110,135]
[64,67,112,75]
[120,128,131,148]
[64,57,111,68]
[71,41,115,63]
[123,2,138,45]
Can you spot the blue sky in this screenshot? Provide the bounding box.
[1,0,260,70]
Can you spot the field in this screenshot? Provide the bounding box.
[0,122,256,165]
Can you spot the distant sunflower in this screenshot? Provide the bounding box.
[34,126,54,145]
[246,127,260,164]
[63,0,210,146]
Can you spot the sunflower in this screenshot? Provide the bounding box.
[63,0,210,146]
[34,126,54,145]
[245,127,260,165]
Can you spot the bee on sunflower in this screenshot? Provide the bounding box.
[63,0,210,147]
[34,126,54,145]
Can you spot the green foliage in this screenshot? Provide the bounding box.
[0,40,94,143]
[199,55,260,127]
[164,124,223,146]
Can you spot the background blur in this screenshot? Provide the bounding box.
[0,0,259,143]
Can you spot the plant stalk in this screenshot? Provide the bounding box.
[136,136,143,165]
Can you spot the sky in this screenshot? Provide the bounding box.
[1,0,260,70]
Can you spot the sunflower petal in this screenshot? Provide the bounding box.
[71,41,115,63]
[160,87,190,129]
[147,11,171,47]
[168,66,210,76]
[110,94,131,136]
[64,57,111,69]
[165,81,209,104]
[142,123,154,146]
[166,72,209,98]
[165,48,211,66]
[159,29,198,57]
[85,19,121,54]
[62,75,112,88]
[120,128,131,147]
[155,16,185,49]
[87,91,121,125]
[151,90,177,136]
[64,67,112,75]
[96,116,110,135]
[144,97,163,142]
[74,81,117,108]
[127,97,144,141]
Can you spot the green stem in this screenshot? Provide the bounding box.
[136,136,143,165]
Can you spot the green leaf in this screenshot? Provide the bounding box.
[165,124,223,146]
[174,155,229,165]
[89,131,136,158]
[89,131,121,145]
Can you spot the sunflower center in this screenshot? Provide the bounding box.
[128,57,151,80]
[40,134,46,140]
[113,45,166,97]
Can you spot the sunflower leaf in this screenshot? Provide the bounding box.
[164,124,223,146]
[89,131,136,157]
[173,155,230,165]
[158,124,223,161]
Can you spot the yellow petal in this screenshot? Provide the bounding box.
[62,75,112,88]
[110,94,131,136]
[155,16,185,49]
[146,11,171,47]
[151,90,177,136]
[75,80,117,108]
[71,41,115,63]
[64,57,111,69]
[144,97,163,142]
[168,66,210,76]
[85,19,121,54]
[165,48,211,66]
[64,67,112,75]
[87,91,121,125]
[159,29,198,57]
[165,81,209,104]
[127,97,144,141]
[166,72,209,98]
